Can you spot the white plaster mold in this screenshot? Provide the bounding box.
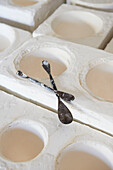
[0,90,113,169]
[33,4,113,49]
[0,0,65,32]
[0,37,113,135]
[105,38,113,54]
[66,0,113,12]
[0,23,31,61]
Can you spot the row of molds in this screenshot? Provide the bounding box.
[0,90,113,170]
[66,0,113,12]
[0,0,65,32]
[0,23,31,61]
[105,38,113,54]
[0,36,113,136]
[33,4,113,49]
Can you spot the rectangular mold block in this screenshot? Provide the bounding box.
[33,4,113,49]
[105,38,113,54]
[0,0,65,32]
[0,90,113,170]
[66,0,113,12]
[0,36,113,136]
[0,23,31,61]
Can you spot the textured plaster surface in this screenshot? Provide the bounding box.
[0,90,113,169]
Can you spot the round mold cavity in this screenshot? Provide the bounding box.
[11,0,38,6]
[0,120,48,162]
[0,24,15,52]
[15,47,68,80]
[56,143,112,170]
[80,0,113,4]
[86,63,113,102]
[51,11,103,41]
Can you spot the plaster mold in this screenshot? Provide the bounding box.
[33,4,113,49]
[0,23,31,61]
[0,0,65,32]
[0,90,113,169]
[1,37,113,135]
[66,0,113,12]
[105,38,113,54]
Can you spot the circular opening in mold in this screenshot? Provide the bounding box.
[0,24,15,52]
[51,11,103,41]
[56,143,111,170]
[57,151,111,170]
[0,120,47,162]
[86,63,113,102]
[15,47,68,79]
[12,0,37,6]
[80,0,113,4]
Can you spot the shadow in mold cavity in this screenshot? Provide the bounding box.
[0,35,10,52]
[57,151,111,170]
[0,24,15,52]
[0,121,47,162]
[86,63,113,102]
[56,143,112,170]
[51,11,103,42]
[11,0,37,6]
[15,48,68,80]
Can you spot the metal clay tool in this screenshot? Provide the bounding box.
[17,70,74,102]
[42,60,73,124]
